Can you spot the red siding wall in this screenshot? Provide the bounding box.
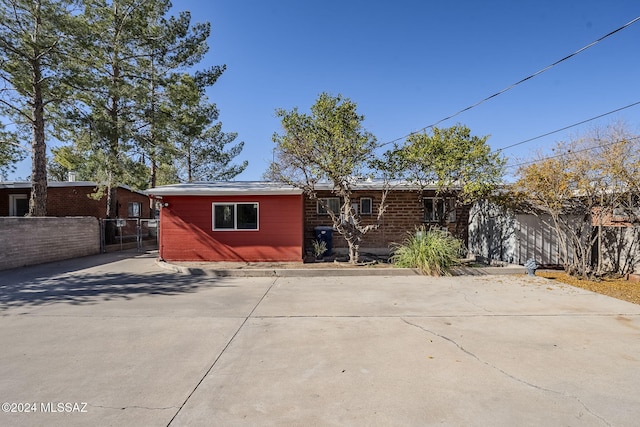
[159,194,304,262]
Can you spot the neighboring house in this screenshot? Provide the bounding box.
[468,200,570,267]
[0,181,151,219]
[469,199,640,274]
[146,180,471,262]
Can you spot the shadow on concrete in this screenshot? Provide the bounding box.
[1,250,148,281]
[0,251,226,310]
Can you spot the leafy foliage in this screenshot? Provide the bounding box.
[269,92,386,264]
[269,93,377,186]
[164,74,246,183]
[382,124,505,219]
[0,123,25,176]
[0,0,79,214]
[390,226,464,276]
[22,0,248,216]
[513,122,640,277]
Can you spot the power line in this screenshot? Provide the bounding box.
[495,100,640,153]
[378,15,640,149]
[506,135,640,169]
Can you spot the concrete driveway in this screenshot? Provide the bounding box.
[1,251,639,426]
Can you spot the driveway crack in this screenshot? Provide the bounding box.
[166,277,279,426]
[89,404,179,411]
[449,282,492,313]
[401,318,612,427]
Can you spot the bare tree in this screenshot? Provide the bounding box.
[513,122,640,278]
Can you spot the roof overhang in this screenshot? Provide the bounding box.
[145,181,304,197]
[0,181,102,189]
[145,180,453,197]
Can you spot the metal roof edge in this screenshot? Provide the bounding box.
[145,181,304,197]
[0,181,148,196]
[144,180,453,196]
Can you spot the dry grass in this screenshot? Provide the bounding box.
[537,270,640,305]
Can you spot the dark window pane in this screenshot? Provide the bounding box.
[361,198,372,215]
[16,198,29,216]
[436,199,446,221]
[424,199,434,221]
[128,202,141,217]
[318,198,340,215]
[214,204,235,229]
[237,203,258,229]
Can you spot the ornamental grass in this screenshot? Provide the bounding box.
[390,226,464,276]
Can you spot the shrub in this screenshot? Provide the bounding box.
[311,239,328,258]
[390,226,464,275]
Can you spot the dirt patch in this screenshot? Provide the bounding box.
[538,270,640,305]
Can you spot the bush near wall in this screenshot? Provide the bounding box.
[0,217,100,270]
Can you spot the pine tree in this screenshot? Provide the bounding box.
[0,0,77,215]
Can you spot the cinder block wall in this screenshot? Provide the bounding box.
[0,217,100,270]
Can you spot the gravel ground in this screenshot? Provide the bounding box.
[538,270,640,305]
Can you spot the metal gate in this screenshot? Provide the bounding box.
[100,218,159,252]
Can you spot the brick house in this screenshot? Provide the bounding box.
[308,181,469,254]
[147,180,470,262]
[0,181,151,219]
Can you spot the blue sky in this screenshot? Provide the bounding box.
[7,0,640,182]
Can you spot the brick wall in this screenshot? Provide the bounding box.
[114,187,152,218]
[0,217,100,270]
[46,186,107,217]
[304,189,470,254]
[0,185,151,218]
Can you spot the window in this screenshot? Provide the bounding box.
[424,197,456,223]
[360,198,373,215]
[213,203,258,230]
[9,194,28,216]
[317,198,340,215]
[128,202,142,217]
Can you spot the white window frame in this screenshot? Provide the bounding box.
[212,202,259,231]
[360,197,373,215]
[9,194,28,216]
[423,197,456,223]
[317,197,340,215]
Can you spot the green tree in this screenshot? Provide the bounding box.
[0,122,24,176]
[56,0,148,217]
[382,124,505,235]
[0,0,77,215]
[132,5,226,188]
[268,92,386,264]
[52,0,239,207]
[164,74,246,183]
[48,145,87,181]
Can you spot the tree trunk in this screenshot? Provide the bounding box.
[29,62,47,217]
[149,56,157,189]
[348,242,359,264]
[187,144,193,182]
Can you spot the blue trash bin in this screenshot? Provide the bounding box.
[314,226,333,257]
